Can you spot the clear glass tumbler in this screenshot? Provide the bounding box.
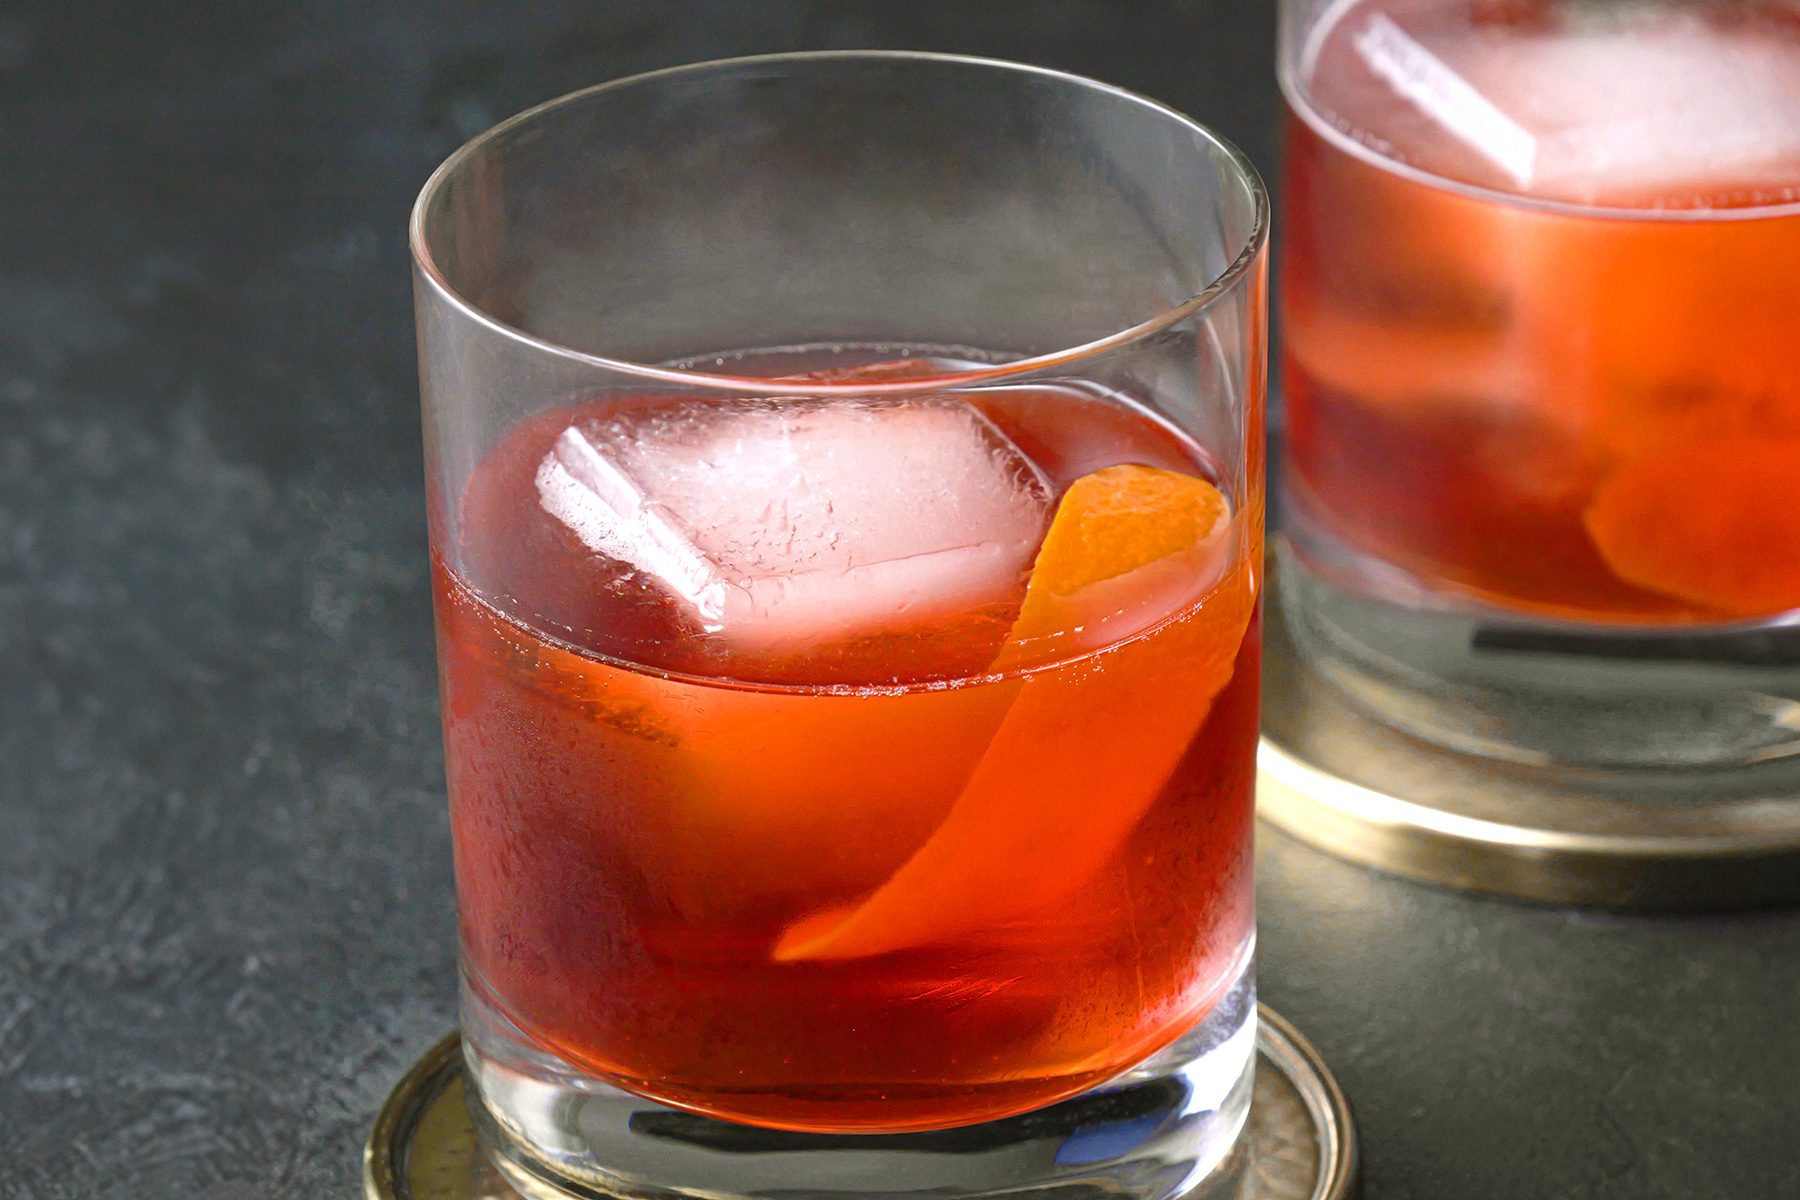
[1277,0,1800,771]
[412,52,1267,1200]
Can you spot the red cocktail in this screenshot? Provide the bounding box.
[1277,0,1800,768]
[438,366,1259,1131]
[411,52,1269,1198]
[1284,0,1800,623]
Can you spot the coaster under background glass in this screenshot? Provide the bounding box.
[1260,559,1800,911]
[364,1007,1356,1200]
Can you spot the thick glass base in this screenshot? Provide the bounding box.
[1279,544,1800,772]
[461,959,1257,1200]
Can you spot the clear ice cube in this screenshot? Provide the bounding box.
[1354,8,1800,200]
[535,397,1055,649]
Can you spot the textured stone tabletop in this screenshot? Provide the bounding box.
[2,3,1796,1197]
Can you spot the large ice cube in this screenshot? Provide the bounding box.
[535,397,1054,649]
[1353,8,1800,201]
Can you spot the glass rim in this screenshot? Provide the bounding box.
[409,49,1270,397]
[1280,0,1800,225]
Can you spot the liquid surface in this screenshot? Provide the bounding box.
[1283,0,1800,624]
[436,353,1261,1131]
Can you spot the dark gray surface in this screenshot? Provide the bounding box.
[0,3,1793,1198]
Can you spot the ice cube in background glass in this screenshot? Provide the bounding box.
[1352,7,1800,202]
[536,397,1055,649]
[1351,12,1540,185]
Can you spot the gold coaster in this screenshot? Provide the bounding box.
[1259,583,1800,910]
[364,1006,1356,1200]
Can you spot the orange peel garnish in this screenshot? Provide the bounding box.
[1584,436,1800,618]
[775,465,1248,962]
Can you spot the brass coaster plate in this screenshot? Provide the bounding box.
[1259,585,1800,910]
[364,1006,1357,1200]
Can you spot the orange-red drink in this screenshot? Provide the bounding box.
[436,374,1260,1133]
[411,50,1269,1199]
[1283,0,1800,624]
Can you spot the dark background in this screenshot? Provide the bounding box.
[2,2,1796,1197]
